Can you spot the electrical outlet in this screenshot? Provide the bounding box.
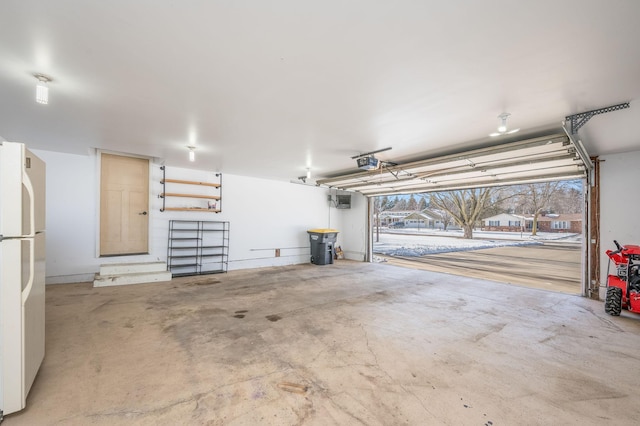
[275,249,280,257]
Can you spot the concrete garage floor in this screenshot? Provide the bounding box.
[6,261,640,425]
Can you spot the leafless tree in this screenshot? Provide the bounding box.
[549,183,583,213]
[523,181,566,235]
[373,195,394,242]
[430,188,508,239]
[392,197,408,210]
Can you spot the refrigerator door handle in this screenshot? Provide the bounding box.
[22,168,36,237]
[21,237,35,304]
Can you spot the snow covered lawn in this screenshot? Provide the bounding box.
[373,230,580,257]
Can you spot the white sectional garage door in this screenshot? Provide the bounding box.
[317,134,589,196]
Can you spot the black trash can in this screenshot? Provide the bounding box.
[307,229,339,265]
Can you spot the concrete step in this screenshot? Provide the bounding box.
[93,270,172,288]
[98,261,168,276]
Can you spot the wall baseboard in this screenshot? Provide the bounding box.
[344,251,366,261]
[46,273,95,285]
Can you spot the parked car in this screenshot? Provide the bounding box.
[390,222,405,228]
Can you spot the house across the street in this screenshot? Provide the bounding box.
[378,211,415,227]
[379,209,449,229]
[482,213,582,233]
[535,213,582,233]
[402,209,447,229]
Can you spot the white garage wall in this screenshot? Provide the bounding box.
[33,149,367,283]
[599,150,640,297]
[33,149,97,282]
[328,190,368,261]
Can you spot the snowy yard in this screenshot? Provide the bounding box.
[373,229,581,257]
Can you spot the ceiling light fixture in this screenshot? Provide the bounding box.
[34,73,52,104]
[489,113,520,137]
[187,145,196,162]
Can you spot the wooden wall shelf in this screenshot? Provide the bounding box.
[161,193,221,200]
[163,207,221,213]
[162,178,221,188]
[160,167,222,213]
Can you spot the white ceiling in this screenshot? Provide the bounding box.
[1,1,639,182]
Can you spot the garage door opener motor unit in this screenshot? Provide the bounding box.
[604,240,640,316]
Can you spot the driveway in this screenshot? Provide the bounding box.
[377,241,582,294]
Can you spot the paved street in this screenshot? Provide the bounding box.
[377,241,582,295]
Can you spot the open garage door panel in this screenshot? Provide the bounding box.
[317,134,589,196]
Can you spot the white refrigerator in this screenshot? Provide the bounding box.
[0,142,46,418]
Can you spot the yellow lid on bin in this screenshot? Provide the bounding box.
[307,228,339,233]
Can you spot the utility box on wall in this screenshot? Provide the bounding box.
[328,193,351,209]
[336,194,351,209]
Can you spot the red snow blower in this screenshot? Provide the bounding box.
[605,240,640,316]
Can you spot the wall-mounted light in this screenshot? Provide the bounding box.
[187,145,196,162]
[34,73,52,105]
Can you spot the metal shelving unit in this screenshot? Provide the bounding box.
[167,220,229,277]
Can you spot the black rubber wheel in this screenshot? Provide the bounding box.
[605,287,623,316]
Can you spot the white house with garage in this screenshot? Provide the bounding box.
[483,213,583,233]
[377,210,414,227]
[483,213,528,231]
[403,210,448,229]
